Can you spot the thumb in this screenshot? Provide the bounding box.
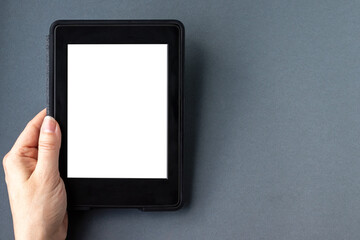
[36,116,62,175]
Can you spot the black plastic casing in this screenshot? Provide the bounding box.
[48,20,184,211]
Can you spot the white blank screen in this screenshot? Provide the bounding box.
[67,44,168,178]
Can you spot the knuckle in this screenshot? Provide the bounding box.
[2,153,9,170]
[38,140,57,151]
[16,146,37,158]
[2,153,12,179]
[4,175,8,185]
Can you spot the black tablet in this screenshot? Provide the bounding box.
[48,20,184,210]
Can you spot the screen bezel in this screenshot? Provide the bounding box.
[49,20,183,210]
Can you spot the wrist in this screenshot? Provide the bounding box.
[14,223,66,240]
[14,228,47,240]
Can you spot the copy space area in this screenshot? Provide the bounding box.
[67,44,168,178]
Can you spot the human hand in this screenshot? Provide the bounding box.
[2,109,67,240]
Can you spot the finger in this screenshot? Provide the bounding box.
[11,108,47,152]
[35,116,62,176]
[5,109,46,181]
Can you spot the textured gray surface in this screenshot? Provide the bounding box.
[1,0,360,239]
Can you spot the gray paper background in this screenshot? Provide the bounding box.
[2,1,360,239]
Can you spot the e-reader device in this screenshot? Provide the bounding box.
[48,20,184,210]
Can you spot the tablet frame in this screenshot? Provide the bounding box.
[48,20,184,210]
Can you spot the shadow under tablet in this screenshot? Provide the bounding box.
[182,40,205,209]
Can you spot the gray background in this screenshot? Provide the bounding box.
[1,0,360,239]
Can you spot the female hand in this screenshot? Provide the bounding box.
[2,109,67,240]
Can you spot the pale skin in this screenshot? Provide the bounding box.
[2,109,68,240]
